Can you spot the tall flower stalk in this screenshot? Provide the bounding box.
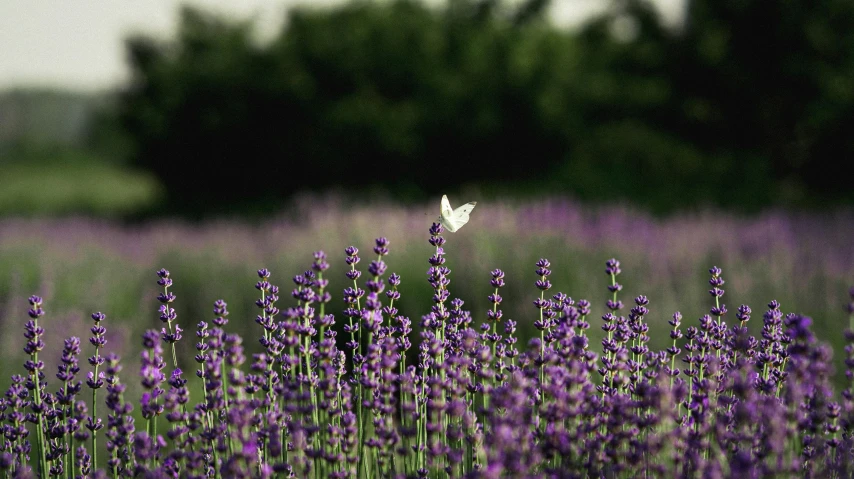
[56,336,82,478]
[313,252,331,338]
[104,352,136,477]
[425,222,451,474]
[533,258,552,431]
[87,311,107,472]
[343,245,365,476]
[156,269,181,369]
[24,295,49,477]
[601,259,624,398]
[139,330,166,459]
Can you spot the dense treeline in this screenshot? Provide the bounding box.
[113,0,854,215]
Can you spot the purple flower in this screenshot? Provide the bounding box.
[708,266,725,299]
[28,295,45,319]
[534,259,552,291]
[373,237,390,256]
[605,258,621,276]
[6,223,854,477]
[487,269,505,322]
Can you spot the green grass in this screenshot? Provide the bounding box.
[0,160,163,216]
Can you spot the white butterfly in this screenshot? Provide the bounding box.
[438,194,477,233]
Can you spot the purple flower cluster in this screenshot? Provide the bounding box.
[1,223,853,478]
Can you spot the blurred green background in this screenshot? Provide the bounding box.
[4,0,854,216]
[2,0,854,390]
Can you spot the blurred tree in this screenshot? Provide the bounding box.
[544,0,854,210]
[118,0,561,216]
[112,0,854,216]
[121,10,282,214]
[669,0,854,205]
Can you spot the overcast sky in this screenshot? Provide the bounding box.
[0,0,683,92]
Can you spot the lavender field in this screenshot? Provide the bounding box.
[2,196,852,366]
[1,195,854,477]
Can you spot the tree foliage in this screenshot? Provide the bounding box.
[115,0,854,215]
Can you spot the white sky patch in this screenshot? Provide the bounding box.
[0,0,683,92]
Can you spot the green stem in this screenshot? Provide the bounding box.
[348,261,364,479]
[220,357,235,458]
[32,349,49,478]
[714,295,721,365]
[399,357,407,470]
[601,270,618,403]
[199,358,220,477]
[318,272,327,339]
[92,355,100,473]
[539,289,545,387]
[303,300,320,475]
[164,284,179,370]
[66,378,74,479]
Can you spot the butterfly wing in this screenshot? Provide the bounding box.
[438,195,476,233]
[438,195,453,231]
[439,195,459,232]
[449,201,477,231]
[441,195,453,217]
[453,201,476,216]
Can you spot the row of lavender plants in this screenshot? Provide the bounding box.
[2,221,854,478]
[2,197,852,366]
